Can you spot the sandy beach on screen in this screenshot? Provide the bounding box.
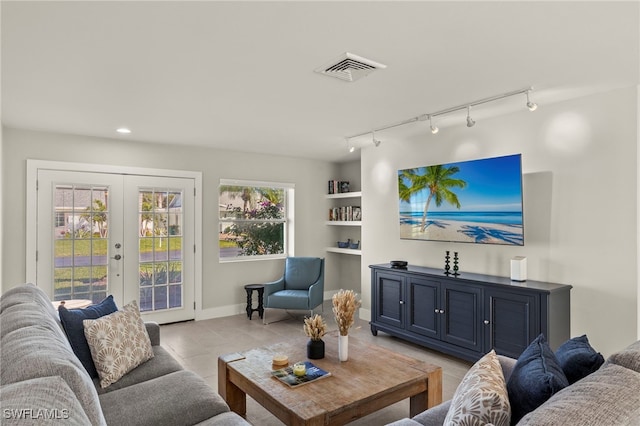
[400,219,523,245]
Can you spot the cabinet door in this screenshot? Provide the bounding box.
[484,289,539,358]
[374,272,405,329]
[406,277,440,339]
[441,281,483,352]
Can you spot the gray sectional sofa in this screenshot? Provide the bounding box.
[0,284,250,426]
[389,342,640,426]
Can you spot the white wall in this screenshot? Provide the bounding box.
[360,87,638,357]
[1,128,338,316]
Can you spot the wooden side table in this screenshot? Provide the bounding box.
[243,284,264,320]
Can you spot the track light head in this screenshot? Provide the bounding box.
[429,116,439,134]
[466,106,475,127]
[526,91,538,111]
[372,130,381,147]
[346,138,355,153]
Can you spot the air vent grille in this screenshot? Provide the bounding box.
[315,52,386,82]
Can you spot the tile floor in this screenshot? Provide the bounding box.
[160,304,472,425]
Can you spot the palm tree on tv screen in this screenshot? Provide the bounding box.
[399,165,467,232]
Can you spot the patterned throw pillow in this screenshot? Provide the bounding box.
[83,300,154,388]
[443,350,511,426]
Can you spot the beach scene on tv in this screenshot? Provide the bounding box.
[398,154,524,246]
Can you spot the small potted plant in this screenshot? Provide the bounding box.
[303,314,327,359]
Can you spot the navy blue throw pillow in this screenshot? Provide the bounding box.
[555,334,604,384]
[507,334,569,424]
[58,296,118,378]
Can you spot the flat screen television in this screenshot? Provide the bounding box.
[398,153,524,246]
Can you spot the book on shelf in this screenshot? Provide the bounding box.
[329,206,361,221]
[271,361,331,387]
[328,180,350,194]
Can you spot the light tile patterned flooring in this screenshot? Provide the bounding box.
[160,303,472,425]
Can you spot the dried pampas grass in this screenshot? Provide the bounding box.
[332,289,361,336]
[303,314,327,341]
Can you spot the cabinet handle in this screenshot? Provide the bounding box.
[484,320,490,325]
[434,308,439,313]
[399,300,404,305]
[439,309,445,314]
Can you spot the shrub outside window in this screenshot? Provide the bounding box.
[219,180,293,261]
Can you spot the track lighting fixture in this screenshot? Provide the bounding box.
[526,90,538,111]
[344,86,536,142]
[346,138,355,153]
[429,115,439,134]
[466,106,475,127]
[372,130,381,147]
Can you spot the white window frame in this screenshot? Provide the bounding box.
[218,179,294,263]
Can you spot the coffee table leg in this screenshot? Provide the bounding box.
[409,366,443,417]
[218,353,247,416]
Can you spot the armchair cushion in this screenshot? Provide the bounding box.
[284,257,323,290]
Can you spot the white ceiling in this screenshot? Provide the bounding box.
[2,1,639,163]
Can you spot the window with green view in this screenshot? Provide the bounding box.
[219,180,293,261]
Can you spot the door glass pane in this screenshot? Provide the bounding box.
[53,185,110,304]
[138,188,183,312]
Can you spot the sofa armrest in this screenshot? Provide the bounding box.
[497,354,517,382]
[145,322,160,346]
[262,277,285,302]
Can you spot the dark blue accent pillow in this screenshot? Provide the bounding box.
[507,334,569,424]
[58,296,118,378]
[555,334,604,384]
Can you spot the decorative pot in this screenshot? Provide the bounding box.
[307,339,325,359]
[338,334,349,361]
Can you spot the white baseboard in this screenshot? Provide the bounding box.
[196,294,339,322]
[359,308,371,322]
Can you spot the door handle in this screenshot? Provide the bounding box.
[111,254,122,260]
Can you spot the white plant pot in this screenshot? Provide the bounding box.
[338,334,349,361]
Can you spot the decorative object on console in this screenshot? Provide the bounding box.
[444,251,451,275]
[303,314,327,359]
[398,154,524,246]
[332,289,361,361]
[453,252,459,276]
[511,256,527,281]
[390,260,408,269]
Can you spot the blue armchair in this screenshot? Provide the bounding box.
[262,257,325,324]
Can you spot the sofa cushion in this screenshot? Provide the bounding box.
[607,340,640,373]
[555,334,604,384]
[443,350,510,426]
[98,370,232,426]
[93,345,183,394]
[517,362,640,425]
[0,376,91,425]
[58,295,118,377]
[84,300,154,388]
[507,334,568,424]
[0,296,107,425]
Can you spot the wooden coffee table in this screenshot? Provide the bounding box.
[218,331,442,425]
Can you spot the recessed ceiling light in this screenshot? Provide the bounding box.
[116,127,131,134]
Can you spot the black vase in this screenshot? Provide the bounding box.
[307,339,325,359]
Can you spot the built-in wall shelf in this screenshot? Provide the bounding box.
[326,191,362,199]
[326,247,362,256]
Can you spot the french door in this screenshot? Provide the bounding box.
[36,169,195,324]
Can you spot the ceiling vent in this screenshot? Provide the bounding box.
[315,52,387,82]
